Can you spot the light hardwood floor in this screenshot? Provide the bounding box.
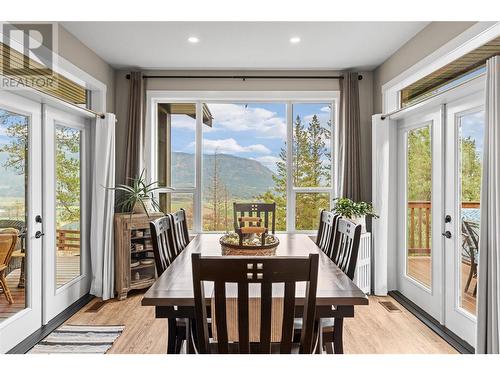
[65,292,457,354]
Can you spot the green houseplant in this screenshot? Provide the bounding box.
[110,169,172,216]
[332,198,378,232]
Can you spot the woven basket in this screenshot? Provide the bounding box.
[219,235,279,256]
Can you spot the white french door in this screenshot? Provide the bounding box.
[397,106,444,321]
[443,93,484,346]
[397,90,484,347]
[0,91,43,352]
[42,106,91,323]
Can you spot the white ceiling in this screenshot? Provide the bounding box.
[61,22,429,70]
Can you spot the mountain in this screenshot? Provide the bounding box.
[172,152,275,199]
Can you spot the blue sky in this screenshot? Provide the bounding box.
[170,102,332,172]
[460,110,485,158]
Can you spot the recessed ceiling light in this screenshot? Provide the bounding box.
[290,37,301,44]
[188,36,199,43]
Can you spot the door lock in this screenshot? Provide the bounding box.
[35,215,43,223]
[444,215,452,223]
[442,231,452,239]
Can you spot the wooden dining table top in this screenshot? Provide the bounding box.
[142,233,368,307]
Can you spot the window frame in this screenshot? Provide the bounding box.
[146,91,339,234]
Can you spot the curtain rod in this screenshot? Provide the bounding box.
[380,72,485,120]
[126,73,363,81]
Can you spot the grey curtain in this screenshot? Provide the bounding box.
[338,72,362,201]
[476,56,500,354]
[124,71,144,181]
[90,114,116,300]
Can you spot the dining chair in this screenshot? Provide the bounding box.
[233,202,276,246]
[315,210,340,257]
[191,253,319,354]
[330,218,362,280]
[169,209,190,257]
[462,220,479,296]
[0,228,19,304]
[294,218,362,353]
[321,218,362,353]
[150,214,190,354]
[149,216,176,275]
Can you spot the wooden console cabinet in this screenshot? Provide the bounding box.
[114,212,164,300]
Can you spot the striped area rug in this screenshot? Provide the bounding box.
[28,325,124,354]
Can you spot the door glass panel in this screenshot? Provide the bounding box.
[406,125,432,288]
[295,192,330,231]
[0,108,28,322]
[458,111,484,316]
[55,125,81,288]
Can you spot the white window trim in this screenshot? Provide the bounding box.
[381,21,500,115]
[145,90,339,234]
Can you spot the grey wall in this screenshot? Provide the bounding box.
[113,70,373,203]
[372,22,477,113]
[57,25,116,113]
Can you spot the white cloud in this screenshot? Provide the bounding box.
[206,104,286,139]
[195,138,271,155]
[320,106,331,113]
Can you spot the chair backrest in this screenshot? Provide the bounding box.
[0,228,18,267]
[149,216,176,275]
[462,220,480,265]
[169,209,190,256]
[463,220,479,250]
[233,202,276,234]
[192,253,319,354]
[331,218,362,280]
[315,210,339,257]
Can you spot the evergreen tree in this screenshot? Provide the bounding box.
[257,113,331,231]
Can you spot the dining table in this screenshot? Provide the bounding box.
[142,233,369,354]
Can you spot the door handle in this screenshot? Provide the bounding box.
[442,231,452,239]
[35,231,45,239]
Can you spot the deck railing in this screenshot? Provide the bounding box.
[407,201,480,255]
[56,229,80,254]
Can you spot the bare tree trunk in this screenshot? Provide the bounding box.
[212,151,218,231]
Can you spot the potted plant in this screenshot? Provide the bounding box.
[110,169,172,216]
[332,198,378,232]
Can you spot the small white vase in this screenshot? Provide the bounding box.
[348,215,366,233]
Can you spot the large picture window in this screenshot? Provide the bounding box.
[153,95,336,233]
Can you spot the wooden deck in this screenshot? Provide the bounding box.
[0,255,80,323]
[408,256,476,315]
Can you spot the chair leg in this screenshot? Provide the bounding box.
[18,259,25,289]
[0,273,14,304]
[315,319,322,354]
[333,318,344,354]
[167,318,178,354]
